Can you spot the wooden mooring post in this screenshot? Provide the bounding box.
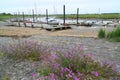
[22,12,26,27]
[32,9,35,28]
[77,8,79,25]
[17,12,20,27]
[46,9,48,24]
[63,5,66,25]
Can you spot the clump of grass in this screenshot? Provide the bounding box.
[1,40,51,61]
[98,27,120,42]
[0,52,3,57]
[2,76,10,80]
[38,45,120,80]
[107,28,120,42]
[98,28,106,38]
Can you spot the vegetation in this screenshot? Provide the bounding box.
[0,52,3,57]
[106,27,120,42]
[98,28,106,38]
[1,40,51,61]
[1,40,120,80]
[0,13,120,21]
[56,13,120,19]
[0,13,13,21]
[98,27,120,42]
[39,45,120,80]
[2,76,10,80]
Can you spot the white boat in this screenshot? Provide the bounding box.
[93,21,105,26]
[47,18,59,25]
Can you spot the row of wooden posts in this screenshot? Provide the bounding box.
[15,5,79,27]
[45,5,79,25]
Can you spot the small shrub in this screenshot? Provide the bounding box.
[1,40,51,61]
[98,28,106,38]
[39,45,120,80]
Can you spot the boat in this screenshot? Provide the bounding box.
[47,18,59,25]
[79,21,93,26]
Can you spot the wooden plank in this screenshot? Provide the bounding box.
[44,25,71,31]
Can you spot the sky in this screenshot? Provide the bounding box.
[0,0,120,14]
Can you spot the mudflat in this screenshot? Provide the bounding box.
[0,26,115,38]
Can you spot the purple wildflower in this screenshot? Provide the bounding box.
[31,72,36,77]
[92,71,99,77]
[73,76,80,80]
[49,73,57,80]
[66,73,73,78]
[78,72,82,76]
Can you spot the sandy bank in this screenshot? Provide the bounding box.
[0,26,115,38]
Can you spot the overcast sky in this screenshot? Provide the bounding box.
[0,0,120,14]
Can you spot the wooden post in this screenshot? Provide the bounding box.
[32,9,35,22]
[32,9,34,28]
[63,5,65,25]
[77,8,79,25]
[18,12,20,27]
[22,12,26,27]
[46,9,48,24]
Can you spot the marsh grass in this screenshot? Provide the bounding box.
[107,28,120,42]
[57,13,120,19]
[98,28,106,38]
[98,27,120,42]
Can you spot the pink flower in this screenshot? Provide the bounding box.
[66,73,72,78]
[78,72,82,76]
[31,72,36,77]
[49,73,57,80]
[92,71,99,77]
[73,76,80,80]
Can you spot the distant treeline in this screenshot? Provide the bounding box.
[0,13,13,21]
[0,13,12,15]
[55,13,120,19]
[0,13,120,21]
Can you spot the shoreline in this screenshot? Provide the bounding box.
[0,26,116,38]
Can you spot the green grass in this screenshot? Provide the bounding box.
[0,15,13,21]
[0,52,3,57]
[98,28,106,38]
[107,37,120,42]
[56,13,120,19]
[106,27,120,42]
[1,13,120,21]
[98,27,120,42]
[2,76,10,80]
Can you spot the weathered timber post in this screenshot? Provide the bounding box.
[32,9,34,28]
[46,9,48,24]
[18,12,20,27]
[77,8,79,25]
[22,12,26,27]
[63,5,66,26]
